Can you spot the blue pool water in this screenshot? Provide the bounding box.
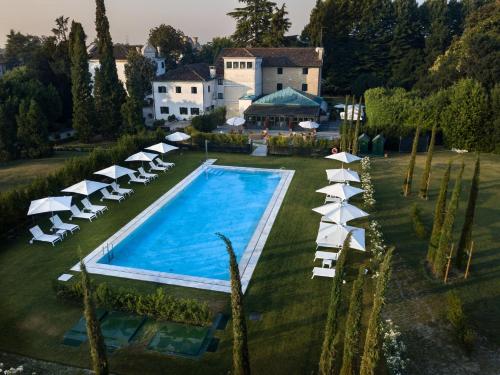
[98,167,281,281]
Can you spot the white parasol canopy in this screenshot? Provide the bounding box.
[316,183,364,201]
[326,168,360,183]
[325,151,361,164]
[61,180,109,196]
[145,142,179,154]
[94,165,136,180]
[316,222,365,251]
[312,202,369,224]
[226,117,246,126]
[27,196,72,216]
[166,132,191,142]
[299,120,320,129]
[125,151,158,163]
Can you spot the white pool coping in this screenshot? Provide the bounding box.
[73,159,294,294]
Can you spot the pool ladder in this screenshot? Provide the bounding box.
[102,242,114,263]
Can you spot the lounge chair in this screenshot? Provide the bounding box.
[148,161,167,173]
[128,172,150,185]
[29,225,62,246]
[139,167,158,180]
[50,215,80,234]
[314,250,340,268]
[100,188,125,203]
[70,205,97,221]
[311,267,336,279]
[81,198,108,216]
[156,159,175,169]
[111,182,134,196]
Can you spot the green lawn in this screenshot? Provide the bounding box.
[0,150,498,374]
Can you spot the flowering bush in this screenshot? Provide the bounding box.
[368,220,387,264]
[0,363,25,374]
[382,320,409,375]
[360,157,376,209]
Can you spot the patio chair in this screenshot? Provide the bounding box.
[138,167,158,180]
[128,172,150,185]
[81,198,108,216]
[100,188,125,203]
[311,267,336,279]
[314,250,339,268]
[111,182,134,196]
[29,225,62,246]
[148,161,167,173]
[155,159,175,169]
[50,215,80,234]
[70,205,97,222]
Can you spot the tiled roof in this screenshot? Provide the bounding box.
[88,44,142,60]
[155,63,212,82]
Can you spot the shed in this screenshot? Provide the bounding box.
[358,133,370,155]
[372,134,385,156]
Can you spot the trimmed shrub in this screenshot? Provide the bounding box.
[410,203,427,239]
[268,135,338,156]
[446,291,475,353]
[191,107,226,132]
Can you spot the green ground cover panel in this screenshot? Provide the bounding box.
[147,322,211,357]
[62,309,107,347]
[99,311,146,350]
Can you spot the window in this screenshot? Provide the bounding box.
[158,86,166,93]
[218,78,223,85]
[191,86,197,94]
[277,67,283,75]
[179,107,188,115]
[226,61,232,69]
[302,83,308,92]
[207,85,211,92]
[240,62,246,69]
[160,106,169,114]
[233,62,239,69]
[218,93,224,99]
[161,62,165,68]
[190,107,200,115]
[247,62,253,69]
[175,86,182,93]
[277,83,283,91]
[302,67,309,75]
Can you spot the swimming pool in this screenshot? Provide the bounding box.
[76,160,294,293]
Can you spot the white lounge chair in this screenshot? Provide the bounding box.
[312,267,336,279]
[29,225,62,246]
[81,198,108,216]
[128,172,150,185]
[50,215,80,234]
[70,205,97,221]
[156,159,174,169]
[148,161,167,173]
[111,182,134,196]
[139,167,158,180]
[100,188,125,203]
[314,250,340,268]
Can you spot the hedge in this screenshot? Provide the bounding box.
[184,127,251,153]
[267,134,338,156]
[191,107,226,132]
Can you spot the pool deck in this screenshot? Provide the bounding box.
[73,159,294,294]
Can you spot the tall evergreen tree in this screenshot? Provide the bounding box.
[319,233,350,375]
[403,125,421,196]
[80,260,108,375]
[262,4,291,47]
[301,0,325,46]
[422,0,451,69]
[94,0,125,139]
[339,266,365,375]
[16,99,51,158]
[456,155,480,269]
[228,0,277,47]
[352,97,362,155]
[0,104,17,161]
[217,234,251,375]
[69,21,95,142]
[340,96,349,152]
[433,161,465,278]
[360,247,394,375]
[419,123,437,199]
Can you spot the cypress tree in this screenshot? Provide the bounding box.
[402,124,421,196]
[348,96,356,152]
[340,96,349,152]
[427,160,452,264]
[16,99,51,158]
[69,21,95,142]
[419,123,437,199]
[94,0,125,139]
[360,247,394,375]
[319,233,350,375]
[339,266,365,375]
[80,260,108,375]
[217,234,250,375]
[456,155,480,269]
[433,161,465,278]
[352,96,362,155]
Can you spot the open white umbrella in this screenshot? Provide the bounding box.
[27,196,72,216]
[94,165,136,180]
[299,120,320,129]
[166,132,191,142]
[61,180,109,196]
[316,222,365,251]
[326,168,360,183]
[125,151,158,163]
[316,183,364,201]
[312,202,369,224]
[325,151,361,164]
[226,117,246,126]
[145,142,178,154]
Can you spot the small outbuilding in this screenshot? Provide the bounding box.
[372,134,385,156]
[358,133,370,155]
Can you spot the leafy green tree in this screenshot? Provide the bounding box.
[148,24,189,69]
[360,247,394,375]
[402,125,421,196]
[456,155,480,269]
[80,260,109,375]
[198,37,235,64]
[301,0,325,46]
[419,123,437,199]
[339,266,365,375]
[262,4,291,47]
[69,21,95,142]
[217,234,250,375]
[16,99,51,158]
[0,104,18,161]
[422,0,451,69]
[4,30,43,68]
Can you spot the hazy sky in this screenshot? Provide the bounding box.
[0,0,318,47]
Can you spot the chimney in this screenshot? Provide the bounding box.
[315,47,324,62]
[193,37,199,45]
[209,66,216,79]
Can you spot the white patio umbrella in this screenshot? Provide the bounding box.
[312,202,369,224]
[61,180,109,196]
[299,120,320,129]
[325,151,361,164]
[145,142,178,154]
[316,183,364,201]
[326,168,360,183]
[94,165,136,180]
[27,196,72,216]
[226,117,246,126]
[125,151,158,163]
[316,222,365,251]
[166,132,191,142]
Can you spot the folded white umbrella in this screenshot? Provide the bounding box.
[299,120,319,129]
[316,222,365,251]
[61,180,109,196]
[125,151,158,162]
[326,168,360,183]
[27,196,72,216]
[166,132,191,142]
[325,152,361,163]
[145,142,179,154]
[226,117,245,126]
[94,165,136,180]
[312,202,369,224]
[316,183,364,201]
